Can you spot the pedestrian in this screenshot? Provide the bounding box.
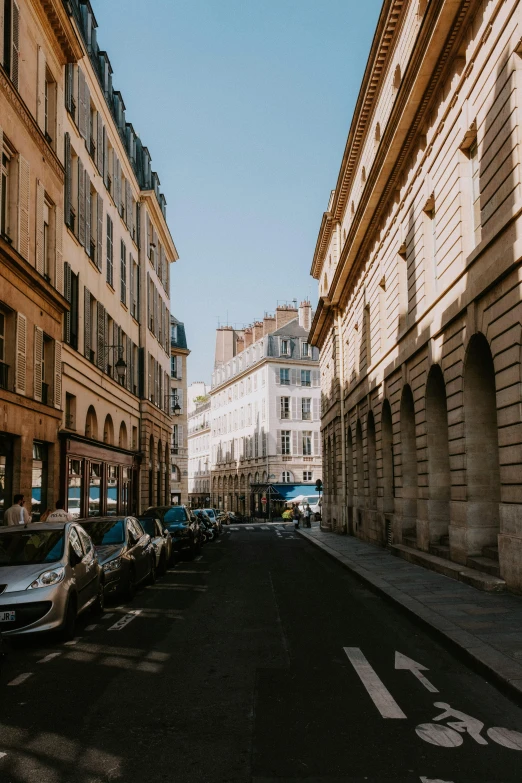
[4,494,31,526]
[302,502,312,529]
[44,501,73,523]
[292,503,301,530]
[39,508,51,522]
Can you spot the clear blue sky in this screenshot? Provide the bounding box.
[93,0,382,383]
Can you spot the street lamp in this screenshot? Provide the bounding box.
[102,344,127,381]
[115,355,127,380]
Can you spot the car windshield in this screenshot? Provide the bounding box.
[303,496,319,504]
[163,507,188,524]
[203,509,215,518]
[80,520,125,546]
[0,530,65,566]
[138,519,156,537]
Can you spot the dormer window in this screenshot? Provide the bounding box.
[302,342,309,358]
[281,339,289,355]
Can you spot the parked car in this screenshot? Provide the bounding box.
[79,517,156,600]
[145,506,202,559]
[138,517,171,575]
[0,522,103,640]
[194,511,215,542]
[202,508,222,534]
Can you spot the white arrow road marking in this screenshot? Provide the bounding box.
[420,778,455,782]
[0,753,6,760]
[108,609,142,631]
[37,652,62,663]
[343,647,406,719]
[8,673,33,687]
[395,652,439,693]
[85,624,98,631]
[102,613,115,620]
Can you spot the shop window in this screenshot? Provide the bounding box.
[88,462,101,516]
[122,467,131,515]
[107,465,118,516]
[31,441,48,522]
[0,433,14,524]
[67,458,83,519]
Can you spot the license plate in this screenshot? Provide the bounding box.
[0,610,15,622]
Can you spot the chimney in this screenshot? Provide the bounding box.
[252,321,263,342]
[298,300,312,331]
[244,327,253,348]
[263,314,276,335]
[214,326,235,368]
[236,334,245,354]
[275,305,298,331]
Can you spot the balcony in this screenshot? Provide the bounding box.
[0,362,9,390]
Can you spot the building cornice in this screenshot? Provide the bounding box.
[211,355,319,395]
[141,191,178,262]
[31,0,84,63]
[0,237,70,315]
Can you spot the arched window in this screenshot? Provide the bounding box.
[103,415,114,445]
[85,406,98,440]
[118,421,128,449]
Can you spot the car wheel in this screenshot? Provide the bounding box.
[59,595,77,642]
[125,568,136,601]
[147,555,157,585]
[92,580,105,615]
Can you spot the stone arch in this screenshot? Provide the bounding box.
[367,411,377,507]
[425,364,450,547]
[262,471,267,483]
[463,333,500,552]
[85,406,98,440]
[118,421,128,449]
[381,399,394,514]
[218,476,222,490]
[103,415,114,445]
[400,385,418,536]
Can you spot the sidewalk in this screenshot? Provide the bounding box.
[297,525,522,703]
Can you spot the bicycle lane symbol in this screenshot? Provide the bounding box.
[416,702,522,750]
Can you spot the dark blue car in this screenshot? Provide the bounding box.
[144,506,202,559]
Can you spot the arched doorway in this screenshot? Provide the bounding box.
[426,365,450,549]
[463,333,500,554]
[103,415,114,445]
[400,385,418,540]
[119,421,128,449]
[85,406,98,440]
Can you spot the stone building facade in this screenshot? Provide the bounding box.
[210,303,322,516]
[170,316,189,505]
[0,0,80,522]
[309,0,522,592]
[187,395,211,509]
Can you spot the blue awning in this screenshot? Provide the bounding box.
[270,484,313,501]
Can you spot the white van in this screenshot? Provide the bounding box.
[297,495,321,518]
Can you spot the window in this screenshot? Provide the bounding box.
[1,142,13,240]
[302,398,311,420]
[0,310,6,389]
[302,431,312,456]
[171,323,177,343]
[31,442,48,523]
[280,396,290,419]
[171,355,178,378]
[281,471,291,483]
[302,342,309,357]
[88,462,101,516]
[303,471,313,482]
[3,0,20,89]
[281,430,291,455]
[120,240,127,304]
[43,199,50,279]
[44,69,57,146]
[280,368,290,386]
[301,370,311,387]
[470,141,481,245]
[106,215,113,286]
[281,339,289,355]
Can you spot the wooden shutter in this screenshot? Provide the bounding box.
[78,68,88,140]
[312,370,320,387]
[96,302,105,370]
[102,126,108,187]
[65,64,73,113]
[78,158,85,246]
[290,368,297,386]
[34,326,43,402]
[126,180,131,228]
[313,431,320,456]
[126,336,132,392]
[85,171,91,253]
[291,396,298,420]
[55,207,63,294]
[18,155,30,259]
[113,154,119,211]
[275,368,280,385]
[129,254,134,317]
[97,114,103,173]
[11,2,19,90]
[292,431,299,456]
[56,82,64,159]
[64,262,71,343]
[64,133,72,227]
[83,287,91,359]
[36,47,46,129]
[97,194,103,271]
[15,312,27,394]
[312,397,320,421]
[35,180,45,274]
[54,341,62,409]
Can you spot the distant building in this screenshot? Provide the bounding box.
[210,302,322,516]
[187,387,211,508]
[170,316,189,505]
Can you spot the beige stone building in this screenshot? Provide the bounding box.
[187,385,211,509]
[0,0,80,522]
[58,0,177,517]
[170,316,189,505]
[310,0,522,592]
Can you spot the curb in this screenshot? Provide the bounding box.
[297,529,522,706]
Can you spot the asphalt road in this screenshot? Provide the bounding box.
[1,523,521,783]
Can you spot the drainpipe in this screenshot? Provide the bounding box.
[335,304,347,534]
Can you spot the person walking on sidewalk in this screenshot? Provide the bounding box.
[44,501,73,523]
[302,502,312,529]
[4,494,31,526]
[292,503,301,530]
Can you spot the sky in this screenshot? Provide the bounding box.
[93,0,382,384]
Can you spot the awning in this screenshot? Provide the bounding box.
[249,483,313,501]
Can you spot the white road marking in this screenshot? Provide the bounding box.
[194,555,203,561]
[37,652,62,664]
[108,609,142,631]
[102,613,115,620]
[420,778,455,783]
[85,624,98,631]
[395,651,439,693]
[64,637,82,646]
[230,527,239,531]
[486,727,522,750]
[343,647,406,719]
[8,673,33,687]
[0,753,6,760]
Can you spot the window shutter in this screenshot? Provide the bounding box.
[11,1,19,90]
[129,254,134,316]
[85,172,91,253]
[36,46,46,130]
[64,262,71,343]
[95,193,102,271]
[54,341,62,409]
[275,368,280,385]
[126,337,132,392]
[84,287,91,359]
[292,396,299,420]
[35,180,45,274]
[178,424,184,449]
[18,155,30,259]
[276,396,281,419]
[55,207,63,294]
[313,431,320,456]
[312,398,320,421]
[177,352,182,380]
[15,312,27,394]
[126,180,131,228]
[96,302,105,370]
[78,158,85,246]
[292,431,298,456]
[78,68,85,138]
[34,326,43,402]
[56,83,64,160]
[290,368,297,386]
[295,369,301,386]
[65,64,73,113]
[64,133,72,227]
[102,126,108,187]
[276,430,281,455]
[312,370,320,387]
[97,114,103,173]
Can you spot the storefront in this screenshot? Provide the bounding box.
[61,434,139,519]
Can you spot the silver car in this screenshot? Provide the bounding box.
[0,522,103,640]
[138,517,171,574]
